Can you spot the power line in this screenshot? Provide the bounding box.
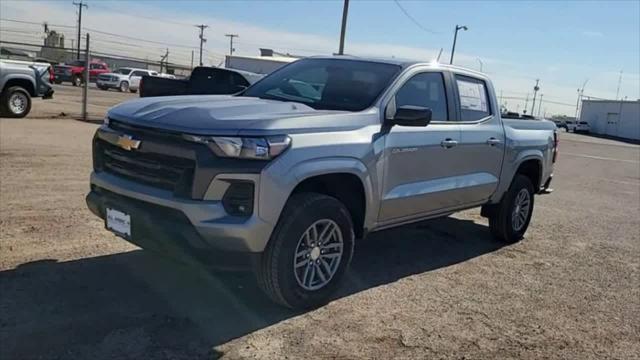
[0,18,76,29]
[393,0,439,35]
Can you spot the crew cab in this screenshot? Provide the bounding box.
[97,68,158,93]
[86,56,557,309]
[0,59,54,117]
[56,60,110,86]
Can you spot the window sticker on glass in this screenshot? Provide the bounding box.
[457,79,488,112]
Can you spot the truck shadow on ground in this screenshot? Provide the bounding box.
[0,216,505,359]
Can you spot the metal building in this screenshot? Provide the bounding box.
[580,99,640,141]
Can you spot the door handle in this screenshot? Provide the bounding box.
[486,137,502,146]
[440,138,458,148]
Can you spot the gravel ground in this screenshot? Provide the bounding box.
[27,83,136,120]
[0,116,638,360]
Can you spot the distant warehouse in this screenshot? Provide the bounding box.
[580,99,640,141]
[225,48,298,74]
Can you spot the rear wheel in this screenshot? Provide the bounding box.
[256,193,355,309]
[72,75,82,87]
[0,86,31,118]
[489,175,535,243]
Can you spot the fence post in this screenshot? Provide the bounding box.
[82,33,90,121]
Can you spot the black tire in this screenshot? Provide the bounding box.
[72,75,82,87]
[256,192,355,309]
[0,86,32,118]
[119,81,129,92]
[98,85,108,91]
[129,88,138,93]
[54,80,62,85]
[489,175,535,243]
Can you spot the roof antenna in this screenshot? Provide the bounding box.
[435,48,443,62]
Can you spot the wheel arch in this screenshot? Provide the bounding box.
[2,77,36,96]
[260,157,376,240]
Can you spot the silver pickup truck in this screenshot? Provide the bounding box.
[86,56,557,309]
[0,59,54,118]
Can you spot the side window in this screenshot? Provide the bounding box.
[455,75,491,121]
[131,71,145,77]
[89,64,98,70]
[395,72,448,121]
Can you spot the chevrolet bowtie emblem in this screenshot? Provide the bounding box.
[116,134,141,151]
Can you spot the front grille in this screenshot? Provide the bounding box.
[97,140,195,196]
[98,75,113,81]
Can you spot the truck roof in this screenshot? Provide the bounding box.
[308,55,486,76]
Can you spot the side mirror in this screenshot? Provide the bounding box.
[391,106,432,127]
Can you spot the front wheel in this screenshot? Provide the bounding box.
[489,175,535,243]
[256,193,355,309]
[119,81,129,92]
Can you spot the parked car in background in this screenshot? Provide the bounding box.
[87,56,557,309]
[52,64,73,84]
[97,68,158,93]
[0,59,54,118]
[139,66,262,97]
[58,60,110,86]
[567,121,590,133]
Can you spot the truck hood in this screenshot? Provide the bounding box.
[107,95,376,135]
[100,72,127,78]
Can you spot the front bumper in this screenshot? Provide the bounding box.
[97,79,121,88]
[87,171,274,267]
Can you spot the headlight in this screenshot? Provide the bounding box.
[183,134,291,160]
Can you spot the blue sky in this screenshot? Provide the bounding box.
[1,0,639,115]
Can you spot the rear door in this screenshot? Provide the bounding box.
[453,74,504,205]
[379,70,463,222]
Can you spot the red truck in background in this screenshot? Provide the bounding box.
[53,60,110,86]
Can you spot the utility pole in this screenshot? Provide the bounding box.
[476,57,483,72]
[73,0,87,60]
[160,48,169,73]
[575,79,589,119]
[523,93,529,114]
[338,0,350,55]
[225,34,239,57]
[195,24,208,66]
[450,24,468,64]
[537,94,543,117]
[615,70,623,100]
[190,50,194,70]
[530,79,540,115]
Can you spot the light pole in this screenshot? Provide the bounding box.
[338,0,350,55]
[476,57,483,72]
[450,24,467,64]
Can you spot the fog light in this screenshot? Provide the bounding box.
[222,181,254,217]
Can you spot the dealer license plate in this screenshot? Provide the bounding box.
[106,208,131,238]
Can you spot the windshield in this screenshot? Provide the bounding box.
[243,58,401,111]
[115,68,132,75]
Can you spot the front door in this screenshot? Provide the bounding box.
[453,75,504,205]
[379,71,462,223]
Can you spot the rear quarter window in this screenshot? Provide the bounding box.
[455,75,492,121]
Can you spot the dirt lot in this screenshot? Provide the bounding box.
[1,107,639,358]
[27,83,137,120]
